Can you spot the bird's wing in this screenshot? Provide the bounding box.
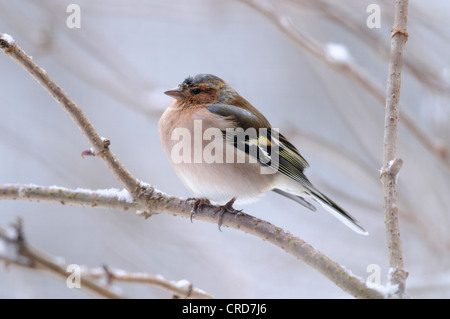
[206,104,310,184]
[206,104,368,235]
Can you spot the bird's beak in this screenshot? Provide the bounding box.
[164,88,185,100]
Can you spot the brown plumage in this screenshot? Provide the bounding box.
[158,74,368,235]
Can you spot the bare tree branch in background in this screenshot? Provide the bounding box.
[0,219,123,299]
[0,2,164,118]
[381,0,409,298]
[0,32,384,298]
[0,219,213,298]
[238,0,449,171]
[83,265,213,299]
[307,0,450,96]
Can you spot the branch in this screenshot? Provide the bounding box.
[83,266,213,299]
[0,183,384,299]
[0,219,212,299]
[0,184,138,211]
[0,33,138,194]
[0,219,123,299]
[0,32,385,298]
[381,0,409,298]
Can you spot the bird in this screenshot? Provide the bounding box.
[158,74,368,235]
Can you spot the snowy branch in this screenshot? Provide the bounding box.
[83,266,213,299]
[0,32,385,298]
[0,184,138,211]
[0,219,212,298]
[0,219,123,299]
[381,0,409,298]
[0,183,384,299]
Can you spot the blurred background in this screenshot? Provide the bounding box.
[0,0,449,298]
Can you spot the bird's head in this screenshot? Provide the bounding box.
[164,74,233,107]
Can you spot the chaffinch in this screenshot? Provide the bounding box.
[159,74,367,235]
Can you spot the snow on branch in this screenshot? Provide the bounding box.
[83,266,213,299]
[0,184,137,210]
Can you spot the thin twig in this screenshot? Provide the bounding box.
[381,0,409,298]
[0,32,384,298]
[84,266,214,299]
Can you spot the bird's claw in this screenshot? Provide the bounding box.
[214,198,241,231]
[187,198,211,223]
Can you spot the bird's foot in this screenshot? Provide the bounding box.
[187,198,211,223]
[214,198,242,231]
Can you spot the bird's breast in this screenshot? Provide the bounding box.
[158,106,276,204]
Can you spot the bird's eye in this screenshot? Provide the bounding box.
[191,88,201,95]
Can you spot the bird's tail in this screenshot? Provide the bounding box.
[273,187,368,235]
[308,189,368,235]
